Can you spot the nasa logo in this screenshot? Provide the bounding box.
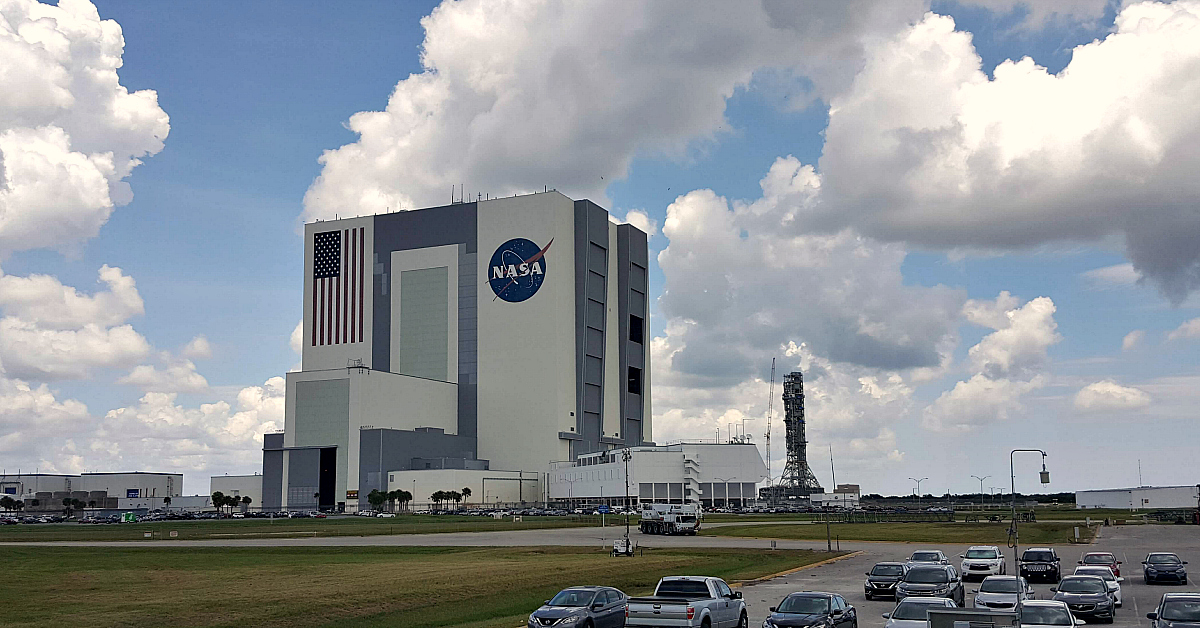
[487,237,552,302]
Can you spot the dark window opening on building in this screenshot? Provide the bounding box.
[628,367,642,395]
[630,315,644,344]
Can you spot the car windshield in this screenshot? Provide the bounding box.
[1148,554,1181,565]
[893,601,946,620]
[1075,568,1114,581]
[1161,600,1200,622]
[873,565,905,576]
[549,590,596,607]
[967,549,998,559]
[1083,554,1114,564]
[981,579,1020,593]
[778,596,831,614]
[1020,606,1074,626]
[656,580,711,597]
[1023,551,1055,562]
[907,568,949,584]
[1057,578,1106,594]
[912,552,941,561]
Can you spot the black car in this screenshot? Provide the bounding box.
[864,562,908,600]
[765,592,857,628]
[1143,553,1189,585]
[1052,576,1115,624]
[897,565,965,606]
[1021,547,1062,582]
[1147,593,1200,628]
[528,586,627,628]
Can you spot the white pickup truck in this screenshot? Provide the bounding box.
[625,576,748,628]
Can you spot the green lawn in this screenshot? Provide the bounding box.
[0,514,620,542]
[704,521,1096,545]
[0,546,840,628]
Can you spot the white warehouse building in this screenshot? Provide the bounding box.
[548,443,767,509]
[1076,485,1200,510]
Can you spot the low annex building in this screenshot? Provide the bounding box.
[1076,485,1200,510]
[0,472,183,512]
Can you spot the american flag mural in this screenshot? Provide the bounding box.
[312,227,365,346]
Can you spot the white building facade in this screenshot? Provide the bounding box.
[1076,485,1200,510]
[548,443,767,508]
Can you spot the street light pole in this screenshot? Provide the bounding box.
[1009,449,1050,576]
[971,475,991,511]
[909,477,928,510]
[622,449,632,541]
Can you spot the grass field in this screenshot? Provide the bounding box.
[704,521,1097,545]
[0,545,840,628]
[0,515,618,542]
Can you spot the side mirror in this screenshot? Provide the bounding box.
[1077,561,1083,565]
[971,590,978,594]
[734,591,742,599]
[1075,619,1086,625]
[1050,588,1057,592]
[866,572,871,576]
[544,600,551,605]
[959,554,965,558]
[1146,613,1158,620]
[770,607,777,613]
[882,613,891,619]
[1184,561,1189,565]
[1117,561,1122,564]
[1116,577,1124,582]
[832,610,843,616]
[592,603,604,610]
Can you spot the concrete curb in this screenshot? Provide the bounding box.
[731,550,863,588]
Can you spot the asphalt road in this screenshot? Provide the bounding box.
[739,523,1199,628]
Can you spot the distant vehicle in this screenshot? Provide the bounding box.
[764,591,856,628]
[377,512,396,518]
[898,565,965,606]
[1051,576,1114,624]
[1145,592,1200,628]
[1072,567,1122,607]
[906,550,951,568]
[1077,553,1121,577]
[1020,548,1062,583]
[1018,600,1084,628]
[638,503,702,536]
[625,576,746,628]
[972,575,1034,610]
[231,513,245,519]
[865,562,908,600]
[961,546,1006,580]
[527,586,627,628]
[1142,553,1188,585]
[882,597,956,628]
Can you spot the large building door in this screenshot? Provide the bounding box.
[319,447,336,510]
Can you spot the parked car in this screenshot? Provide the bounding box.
[528,586,627,628]
[1145,592,1200,628]
[377,512,396,518]
[1020,548,1062,583]
[961,546,1006,580]
[625,576,746,628]
[1143,553,1188,585]
[1078,552,1121,577]
[882,597,956,628]
[897,565,965,606]
[865,562,908,600]
[1072,567,1122,607]
[1051,576,1115,624]
[973,575,1034,610]
[906,550,950,568]
[1018,600,1084,628]
[763,591,856,628]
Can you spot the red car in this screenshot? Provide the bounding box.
[1079,551,1121,576]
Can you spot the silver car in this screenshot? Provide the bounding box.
[883,598,957,628]
[973,575,1034,610]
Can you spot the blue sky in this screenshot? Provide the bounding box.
[3,0,1199,495]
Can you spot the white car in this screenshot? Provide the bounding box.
[883,597,957,628]
[962,546,1006,579]
[973,575,1034,610]
[1072,566,1122,607]
[1019,600,1085,627]
[377,512,396,518]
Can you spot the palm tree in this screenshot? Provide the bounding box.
[367,489,385,511]
[211,491,225,513]
[163,496,172,511]
[242,496,252,510]
[398,490,412,512]
[461,487,472,508]
[386,490,398,513]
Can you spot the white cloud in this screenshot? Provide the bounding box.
[1074,380,1151,411]
[1082,263,1140,289]
[617,209,658,237]
[0,0,169,255]
[922,374,1043,432]
[301,0,929,222]
[0,264,143,329]
[289,320,303,355]
[1122,329,1144,351]
[181,335,211,360]
[117,358,209,393]
[0,364,89,459]
[809,2,1200,302]
[0,318,150,380]
[967,296,1060,379]
[1166,317,1200,341]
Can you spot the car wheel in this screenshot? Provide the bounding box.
[738,612,749,628]
[701,619,711,628]
[865,593,873,601]
[1183,578,1188,585]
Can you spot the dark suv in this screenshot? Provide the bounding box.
[864,562,907,600]
[1021,547,1062,582]
[897,565,965,606]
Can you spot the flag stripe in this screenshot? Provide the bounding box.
[311,271,317,347]
[349,229,356,342]
[319,278,325,345]
[342,229,348,343]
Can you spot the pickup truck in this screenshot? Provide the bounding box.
[625,576,748,628]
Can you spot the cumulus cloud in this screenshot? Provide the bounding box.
[1122,330,1145,351]
[117,358,209,393]
[924,293,1060,431]
[1167,317,1200,341]
[0,0,169,254]
[1082,263,1140,289]
[617,210,659,237]
[0,318,150,380]
[808,3,1200,302]
[0,264,143,329]
[181,335,211,360]
[1074,380,1151,411]
[0,364,89,458]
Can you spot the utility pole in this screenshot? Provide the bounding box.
[971,475,991,511]
[622,449,632,542]
[909,477,928,510]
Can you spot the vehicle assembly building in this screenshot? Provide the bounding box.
[262,192,656,511]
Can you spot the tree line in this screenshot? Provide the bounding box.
[365,486,473,512]
[210,491,252,513]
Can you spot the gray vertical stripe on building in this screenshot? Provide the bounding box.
[573,200,611,457]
